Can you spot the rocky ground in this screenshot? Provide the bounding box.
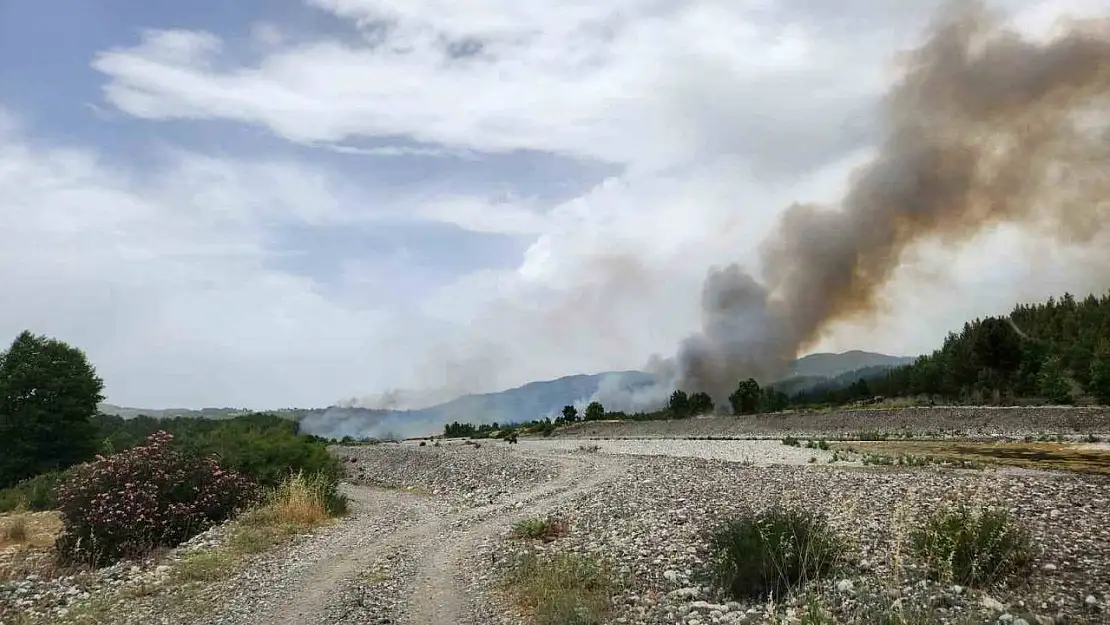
[3,414,1110,625]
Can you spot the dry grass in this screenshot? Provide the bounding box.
[269,472,330,526]
[503,551,617,625]
[0,511,65,583]
[832,440,1110,474]
[0,511,61,550]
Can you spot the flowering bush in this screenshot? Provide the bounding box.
[54,431,257,565]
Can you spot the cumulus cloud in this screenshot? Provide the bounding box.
[3,0,1108,416]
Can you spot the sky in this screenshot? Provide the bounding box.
[2,0,1109,410]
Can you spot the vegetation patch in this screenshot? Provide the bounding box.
[511,516,570,542]
[912,504,1035,586]
[173,550,236,583]
[0,511,61,550]
[54,431,257,566]
[503,551,617,625]
[707,506,843,601]
[833,440,1110,474]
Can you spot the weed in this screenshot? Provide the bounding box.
[0,514,28,544]
[781,436,801,447]
[1085,433,1102,443]
[503,551,616,625]
[578,444,600,453]
[817,439,830,451]
[511,516,570,542]
[808,456,817,464]
[911,504,1034,586]
[707,506,842,601]
[174,550,236,582]
[268,472,344,525]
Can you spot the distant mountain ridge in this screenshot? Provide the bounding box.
[784,350,917,379]
[99,351,914,438]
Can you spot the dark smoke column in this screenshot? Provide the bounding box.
[675,1,1110,403]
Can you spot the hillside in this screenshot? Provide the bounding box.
[783,351,916,379]
[97,352,913,439]
[794,291,1110,407]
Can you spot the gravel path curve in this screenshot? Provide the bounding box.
[401,451,626,625]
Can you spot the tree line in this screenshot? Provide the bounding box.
[439,290,1110,437]
[0,330,339,508]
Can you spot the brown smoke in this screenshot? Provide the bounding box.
[677,1,1110,401]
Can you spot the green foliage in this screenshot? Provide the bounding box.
[791,291,1110,406]
[707,507,842,601]
[911,504,1034,586]
[0,470,68,512]
[55,431,257,566]
[584,401,605,421]
[560,404,579,423]
[1037,355,1073,405]
[1089,339,1110,404]
[668,389,690,418]
[689,391,714,415]
[0,331,105,488]
[91,412,341,490]
[729,378,762,415]
[511,515,570,542]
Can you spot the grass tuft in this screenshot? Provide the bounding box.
[0,514,29,544]
[707,506,843,601]
[174,550,235,583]
[503,551,616,625]
[511,516,570,542]
[911,503,1035,586]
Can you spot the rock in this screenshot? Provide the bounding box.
[981,594,1007,612]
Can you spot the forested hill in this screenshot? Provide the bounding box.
[796,291,1110,406]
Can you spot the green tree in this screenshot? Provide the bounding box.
[668,390,690,418]
[0,331,105,487]
[1089,340,1110,404]
[729,378,762,415]
[584,401,605,421]
[689,391,714,415]
[1037,355,1073,405]
[561,404,578,423]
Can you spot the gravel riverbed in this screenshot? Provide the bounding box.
[5,429,1110,625]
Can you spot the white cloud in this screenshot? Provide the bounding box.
[6,0,1108,412]
[92,0,902,170]
[0,110,403,408]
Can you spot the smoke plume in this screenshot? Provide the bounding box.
[677,2,1110,402]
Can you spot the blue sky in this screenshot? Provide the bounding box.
[1,0,1108,409]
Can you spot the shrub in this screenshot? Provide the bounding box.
[781,436,801,447]
[54,431,257,566]
[270,471,348,523]
[196,420,342,489]
[911,504,1034,586]
[511,516,570,542]
[504,551,615,625]
[707,507,842,600]
[0,470,67,512]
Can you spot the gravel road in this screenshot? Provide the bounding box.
[8,433,1109,625]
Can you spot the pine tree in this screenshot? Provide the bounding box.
[1089,340,1110,405]
[1037,355,1073,405]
